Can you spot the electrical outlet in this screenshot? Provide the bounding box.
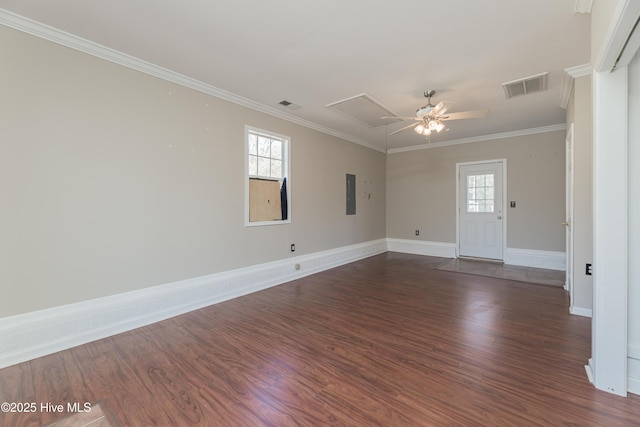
[586,263,592,275]
[291,243,295,252]
[415,230,420,236]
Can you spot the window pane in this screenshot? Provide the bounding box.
[271,159,282,178]
[467,173,497,213]
[258,136,270,157]
[248,155,257,176]
[476,187,486,199]
[248,133,258,155]
[271,139,282,160]
[258,157,270,177]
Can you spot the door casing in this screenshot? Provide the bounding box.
[456,159,507,260]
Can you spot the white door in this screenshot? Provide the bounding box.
[565,125,574,298]
[459,162,504,260]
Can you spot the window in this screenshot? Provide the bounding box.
[248,130,283,180]
[245,126,290,225]
[466,173,495,213]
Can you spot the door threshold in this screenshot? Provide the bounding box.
[457,256,504,264]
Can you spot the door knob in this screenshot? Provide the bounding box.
[497,216,502,220]
[562,221,570,226]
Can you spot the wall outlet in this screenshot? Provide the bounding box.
[415,230,420,236]
[295,263,301,270]
[586,263,592,275]
[291,243,295,252]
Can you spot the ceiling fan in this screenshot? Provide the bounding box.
[384,90,488,139]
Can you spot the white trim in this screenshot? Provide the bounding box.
[566,124,576,305]
[387,124,566,154]
[0,239,387,369]
[566,64,593,78]
[559,74,575,110]
[0,10,383,154]
[628,345,640,395]
[456,159,507,262]
[592,68,629,396]
[386,238,457,258]
[559,65,592,109]
[629,377,640,396]
[628,344,640,360]
[575,0,594,14]
[244,125,292,226]
[570,307,593,317]
[593,0,640,72]
[585,358,595,384]
[503,248,566,271]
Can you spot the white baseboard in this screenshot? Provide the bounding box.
[570,306,593,317]
[585,358,594,384]
[504,248,566,271]
[629,345,640,395]
[0,239,387,369]
[386,238,457,258]
[386,240,565,271]
[628,377,640,396]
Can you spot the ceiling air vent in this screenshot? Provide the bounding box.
[278,100,301,110]
[502,72,548,99]
[326,93,401,127]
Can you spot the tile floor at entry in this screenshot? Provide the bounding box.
[436,258,565,287]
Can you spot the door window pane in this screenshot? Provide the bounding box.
[467,173,495,213]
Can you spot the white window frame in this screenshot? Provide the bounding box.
[245,125,291,226]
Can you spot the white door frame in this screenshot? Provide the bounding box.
[456,159,507,259]
[565,123,575,304]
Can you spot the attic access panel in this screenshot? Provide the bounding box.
[326,94,402,127]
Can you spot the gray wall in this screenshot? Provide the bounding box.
[0,26,386,317]
[387,132,566,251]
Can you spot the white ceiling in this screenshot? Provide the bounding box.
[0,0,591,152]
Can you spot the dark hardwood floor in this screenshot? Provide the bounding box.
[2,252,639,426]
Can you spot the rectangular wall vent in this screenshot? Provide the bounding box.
[502,72,548,99]
[326,93,402,127]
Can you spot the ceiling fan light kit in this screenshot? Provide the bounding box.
[384,90,489,141]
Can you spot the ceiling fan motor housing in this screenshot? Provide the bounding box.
[416,105,434,117]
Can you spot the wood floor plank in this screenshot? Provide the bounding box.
[1,252,640,426]
[62,335,174,425]
[0,362,40,426]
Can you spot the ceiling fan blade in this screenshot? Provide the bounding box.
[439,109,489,121]
[381,115,421,121]
[431,101,448,117]
[389,122,420,135]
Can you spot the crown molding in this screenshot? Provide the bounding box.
[559,74,574,110]
[559,64,592,109]
[574,0,594,14]
[387,124,567,154]
[0,9,385,153]
[566,63,593,78]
